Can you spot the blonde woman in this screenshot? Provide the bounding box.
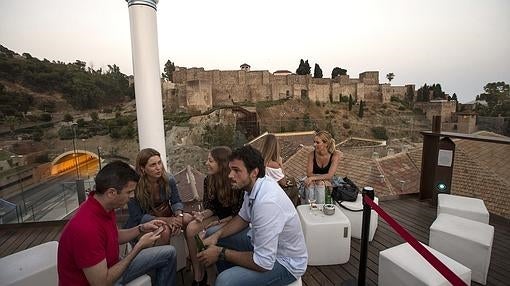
[304,130,341,204]
[260,133,285,184]
[125,148,192,245]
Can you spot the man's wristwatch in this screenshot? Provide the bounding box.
[138,224,144,233]
[218,247,227,261]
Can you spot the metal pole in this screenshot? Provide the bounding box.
[97,146,102,170]
[71,124,80,179]
[358,186,374,286]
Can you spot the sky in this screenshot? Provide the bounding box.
[0,0,509,103]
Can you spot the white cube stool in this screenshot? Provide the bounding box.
[379,242,471,286]
[430,213,494,285]
[335,194,379,241]
[438,194,489,224]
[286,277,302,286]
[0,241,59,286]
[126,274,151,286]
[297,204,351,265]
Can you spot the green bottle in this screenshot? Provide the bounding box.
[325,188,332,204]
[194,234,207,252]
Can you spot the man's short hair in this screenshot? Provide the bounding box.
[95,161,139,194]
[229,145,265,178]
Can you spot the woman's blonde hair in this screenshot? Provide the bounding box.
[260,134,280,166]
[134,148,169,211]
[206,146,239,207]
[315,130,336,154]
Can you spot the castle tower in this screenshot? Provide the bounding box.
[240,63,251,72]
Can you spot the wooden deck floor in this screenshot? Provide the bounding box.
[1,196,509,286]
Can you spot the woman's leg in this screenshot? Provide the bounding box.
[185,216,218,282]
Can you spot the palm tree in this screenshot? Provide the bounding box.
[386,73,395,83]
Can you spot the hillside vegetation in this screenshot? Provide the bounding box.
[0,45,133,119]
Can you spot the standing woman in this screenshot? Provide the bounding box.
[305,130,341,204]
[260,133,285,184]
[185,146,243,286]
[125,148,192,245]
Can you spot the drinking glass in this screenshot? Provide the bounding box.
[307,188,317,213]
[194,202,206,234]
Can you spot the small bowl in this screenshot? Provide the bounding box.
[323,204,335,215]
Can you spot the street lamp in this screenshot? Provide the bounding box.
[71,123,80,179]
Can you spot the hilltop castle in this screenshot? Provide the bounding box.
[163,65,416,112]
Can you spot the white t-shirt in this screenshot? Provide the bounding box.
[238,177,308,278]
[265,166,285,181]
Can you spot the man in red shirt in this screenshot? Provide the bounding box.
[58,161,177,285]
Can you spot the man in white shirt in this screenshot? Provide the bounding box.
[198,145,308,286]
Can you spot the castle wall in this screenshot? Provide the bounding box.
[360,71,379,85]
[414,101,457,121]
[308,83,330,102]
[185,80,212,112]
[381,84,408,103]
[169,67,416,111]
[359,84,382,103]
[331,83,357,102]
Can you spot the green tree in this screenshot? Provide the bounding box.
[476,81,510,116]
[452,93,458,102]
[386,73,395,83]
[331,67,347,78]
[162,59,175,81]
[313,64,323,78]
[348,95,353,111]
[63,113,73,122]
[296,59,311,75]
[358,100,364,118]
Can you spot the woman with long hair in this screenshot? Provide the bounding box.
[305,130,341,204]
[125,148,192,245]
[260,133,285,183]
[186,146,243,286]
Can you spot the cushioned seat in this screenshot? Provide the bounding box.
[429,213,494,285]
[335,194,378,241]
[297,204,351,265]
[437,194,489,224]
[379,242,471,286]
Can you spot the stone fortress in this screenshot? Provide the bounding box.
[162,64,416,112]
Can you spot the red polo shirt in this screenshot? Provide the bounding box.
[58,192,119,285]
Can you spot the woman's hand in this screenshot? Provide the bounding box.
[304,177,314,186]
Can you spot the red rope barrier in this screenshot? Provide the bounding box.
[363,195,467,286]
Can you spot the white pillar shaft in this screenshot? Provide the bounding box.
[127,2,167,169]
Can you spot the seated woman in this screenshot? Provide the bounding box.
[125,148,192,245]
[260,133,285,184]
[305,130,341,204]
[185,146,243,286]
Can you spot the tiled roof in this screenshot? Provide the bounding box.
[405,132,510,218]
[249,131,315,162]
[447,132,510,218]
[377,153,421,196]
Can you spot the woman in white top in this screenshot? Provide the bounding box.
[260,133,285,184]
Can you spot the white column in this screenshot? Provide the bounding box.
[126,0,168,169]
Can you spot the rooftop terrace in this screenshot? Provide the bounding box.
[1,195,508,286]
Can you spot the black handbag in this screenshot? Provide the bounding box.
[332,177,359,202]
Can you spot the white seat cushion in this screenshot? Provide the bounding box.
[437,194,489,224]
[379,242,471,286]
[430,213,494,285]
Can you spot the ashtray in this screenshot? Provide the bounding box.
[323,204,335,215]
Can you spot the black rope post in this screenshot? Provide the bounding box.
[342,186,374,286]
[358,186,374,286]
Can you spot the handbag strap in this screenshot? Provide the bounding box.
[335,200,363,212]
